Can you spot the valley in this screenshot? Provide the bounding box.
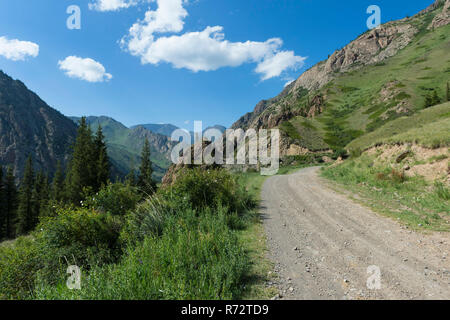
[0,0,449,302]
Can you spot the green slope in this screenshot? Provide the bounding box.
[347,102,450,150]
[280,12,450,151]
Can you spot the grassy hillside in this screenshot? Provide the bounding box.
[280,18,450,151]
[347,102,450,151]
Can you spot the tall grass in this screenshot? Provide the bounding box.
[322,154,450,231]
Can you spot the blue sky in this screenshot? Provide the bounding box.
[0,0,433,130]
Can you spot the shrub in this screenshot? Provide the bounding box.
[35,208,123,285]
[350,148,362,159]
[120,196,172,245]
[83,182,141,216]
[35,207,250,300]
[0,237,41,299]
[167,168,253,213]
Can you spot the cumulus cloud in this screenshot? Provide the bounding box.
[58,56,112,82]
[0,36,39,61]
[89,0,138,12]
[121,0,305,80]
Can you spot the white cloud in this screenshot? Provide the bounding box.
[121,0,305,80]
[58,56,112,82]
[89,0,137,12]
[0,36,39,61]
[255,51,305,81]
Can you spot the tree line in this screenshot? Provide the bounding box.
[0,117,155,241]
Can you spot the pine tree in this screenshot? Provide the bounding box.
[65,117,95,205]
[31,170,43,222]
[31,170,49,219]
[94,125,110,192]
[431,90,441,106]
[52,160,64,202]
[0,166,5,239]
[17,156,35,235]
[126,166,136,186]
[137,138,155,195]
[424,93,433,108]
[446,82,449,102]
[38,172,50,217]
[4,166,17,239]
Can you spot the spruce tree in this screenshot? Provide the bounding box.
[31,170,43,222]
[94,125,110,192]
[31,170,49,219]
[126,166,136,186]
[431,90,441,106]
[4,166,17,239]
[52,160,64,202]
[137,138,155,195]
[17,156,35,235]
[39,172,50,217]
[424,93,433,108]
[446,82,449,102]
[65,117,95,205]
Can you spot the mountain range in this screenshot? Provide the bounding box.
[1,0,448,183]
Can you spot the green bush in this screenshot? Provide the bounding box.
[120,196,171,245]
[34,208,123,285]
[35,207,250,300]
[83,182,141,216]
[0,237,41,299]
[167,168,254,213]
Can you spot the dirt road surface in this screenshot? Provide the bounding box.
[261,167,450,300]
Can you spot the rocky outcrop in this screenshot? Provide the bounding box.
[428,0,450,29]
[292,23,418,92]
[232,4,430,132]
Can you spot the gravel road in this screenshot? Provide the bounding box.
[261,166,450,300]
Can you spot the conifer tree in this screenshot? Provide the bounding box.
[137,138,155,195]
[94,125,110,192]
[39,172,50,217]
[31,170,43,222]
[17,156,35,235]
[4,166,17,239]
[52,160,64,202]
[446,82,449,102]
[126,166,136,186]
[65,117,95,205]
[431,90,441,106]
[424,93,433,108]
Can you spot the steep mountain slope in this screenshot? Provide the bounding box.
[0,70,77,178]
[70,116,175,181]
[232,0,450,155]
